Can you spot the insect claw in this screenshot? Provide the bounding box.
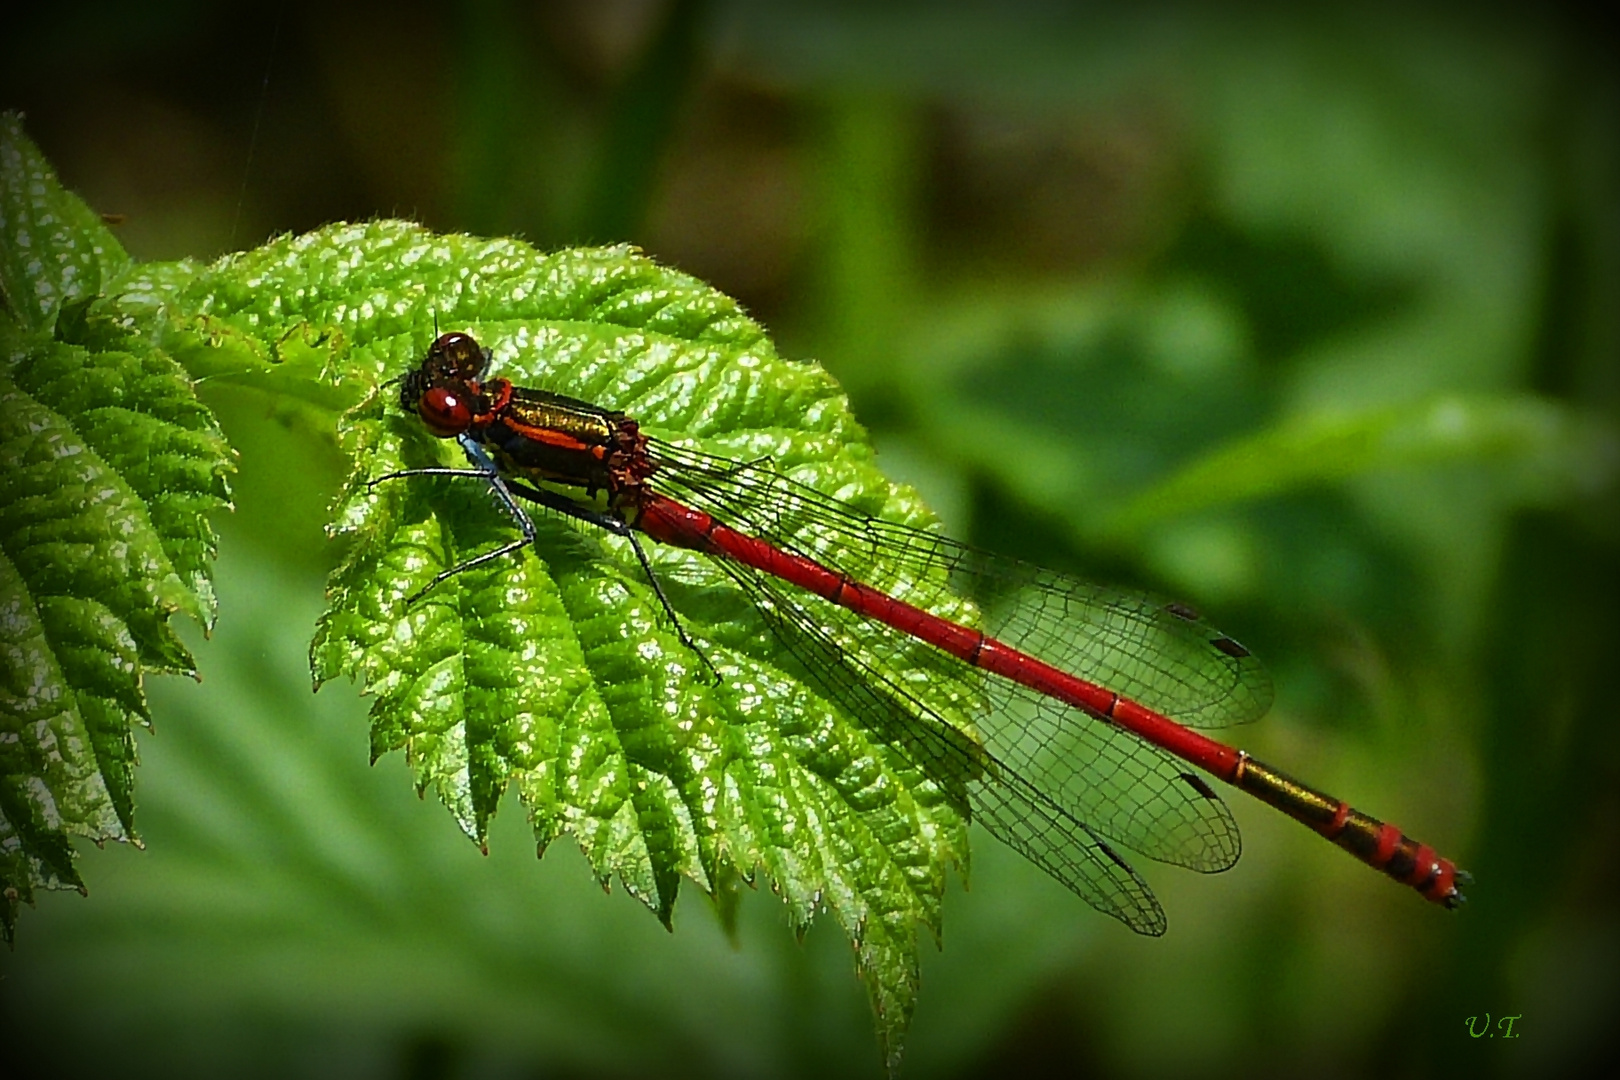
[367,469,410,489]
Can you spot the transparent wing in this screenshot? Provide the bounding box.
[712,554,1168,935]
[649,440,1271,728]
[649,439,1265,874]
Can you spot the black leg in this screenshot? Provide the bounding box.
[370,466,492,488]
[398,437,540,602]
[623,529,720,681]
[500,479,718,677]
[406,536,532,604]
[379,439,716,675]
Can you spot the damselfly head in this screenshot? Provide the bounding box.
[426,332,489,382]
[399,331,493,434]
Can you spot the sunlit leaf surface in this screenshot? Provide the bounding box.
[111,219,975,1060]
[1,115,233,941]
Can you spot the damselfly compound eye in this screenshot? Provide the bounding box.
[428,332,488,381]
[419,386,473,436]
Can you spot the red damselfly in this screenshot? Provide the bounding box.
[377,331,1466,934]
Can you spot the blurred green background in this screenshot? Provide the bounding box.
[3,2,1617,1076]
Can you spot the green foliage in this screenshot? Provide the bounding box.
[85,209,975,1062]
[0,106,978,1060]
[0,113,233,941]
[3,3,1617,1062]
[1111,395,1616,535]
[0,114,130,328]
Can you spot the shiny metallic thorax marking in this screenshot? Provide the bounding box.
[483,385,651,499]
[399,332,655,501]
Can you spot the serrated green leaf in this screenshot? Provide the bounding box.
[1,355,194,671]
[0,116,234,942]
[0,362,178,939]
[7,332,234,627]
[59,207,978,1061]
[0,112,131,332]
[0,545,101,900]
[135,219,975,1063]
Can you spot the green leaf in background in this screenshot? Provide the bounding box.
[0,114,234,942]
[1110,394,1620,537]
[113,218,975,1065]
